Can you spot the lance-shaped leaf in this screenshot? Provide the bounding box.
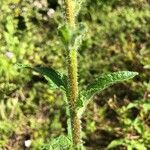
[32,67,67,90]
[84,71,138,100]
[19,64,67,90]
[85,71,138,98]
[77,71,138,116]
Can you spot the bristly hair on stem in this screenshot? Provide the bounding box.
[64,0,83,149]
[64,0,76,28]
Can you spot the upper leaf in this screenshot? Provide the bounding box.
[70,23,87,51]
[58,25,72,46]
[58,23,87,51]
[19,64,67,90]
[84,71,138,100]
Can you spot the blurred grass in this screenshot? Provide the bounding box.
[0,0,150,149]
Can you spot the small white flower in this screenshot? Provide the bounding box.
[47,8,55,18]
[33,1,43,9]
[40,0,47,7]
[5,51,14,59]
[24,139,32,148]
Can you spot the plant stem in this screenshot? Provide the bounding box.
[64,0,82,148]
[64,0,76,28]
[67,50,81,146]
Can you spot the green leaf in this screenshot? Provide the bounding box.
[32,67,67,89]
[41,135,72,150]
[77,71,138,117]
[58,25,72,46]
[134,144,147,150]
[143,103,150,113]
[130,141,147,150]
[19,64,67,90]
[6,16,15,34]
[133,118,144,134]
[127,103,139,109]
[107,139,125,149]
[77,93,86,117]
[70,23,87,50]
[58,23,87,51]
[85,71,138,100]
[127,145,133,150]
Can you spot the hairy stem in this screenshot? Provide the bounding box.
[64,0,82,148]
[67,50,81,147]
[64,0,76,28]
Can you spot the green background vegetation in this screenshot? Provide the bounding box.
[0,0,150,149]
